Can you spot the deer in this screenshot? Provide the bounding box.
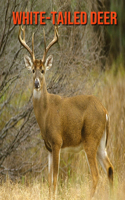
[18,25,113,200]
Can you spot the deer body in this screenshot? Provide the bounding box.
[19,25,113,199]
[33,88,107,152]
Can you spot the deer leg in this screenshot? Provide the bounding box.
[52,146,61,200]
[85,150,99,198]
[48,152,53,200]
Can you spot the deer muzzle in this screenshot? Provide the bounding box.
[34,78,40,89]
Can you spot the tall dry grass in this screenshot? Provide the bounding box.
[0,67,125,200]
[0,175,124,200]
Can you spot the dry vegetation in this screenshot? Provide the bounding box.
[0,66,125,200]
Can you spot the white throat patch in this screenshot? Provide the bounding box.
[33,89,41,99]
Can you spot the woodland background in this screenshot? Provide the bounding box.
[0,0,125,199]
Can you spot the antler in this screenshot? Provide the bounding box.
[42,25,58,63]
[18,26,35,62]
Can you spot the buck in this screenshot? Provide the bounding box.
[18,25,113,199]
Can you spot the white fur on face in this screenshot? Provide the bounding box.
[33,89,41,99]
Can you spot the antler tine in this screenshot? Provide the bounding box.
[42,25,59,63]
[32,32,35,62]
[43,29,46,59]
[22,26,25,41]
[18,25,35,62]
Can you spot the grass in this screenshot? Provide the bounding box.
[0,174,125,200]
[0,66,125,199]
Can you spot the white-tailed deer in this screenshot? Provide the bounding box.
[18,25,113,199]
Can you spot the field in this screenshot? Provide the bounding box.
[0,176,124,200]
[0,66,125,200]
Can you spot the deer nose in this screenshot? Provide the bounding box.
[34,78,40,89]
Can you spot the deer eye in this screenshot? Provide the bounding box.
[41,69,44,74]
[32,69,35,73]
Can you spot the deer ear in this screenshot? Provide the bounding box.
[24,55,33,70]
[45,55,53,71]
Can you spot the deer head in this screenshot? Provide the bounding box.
[18,25,58,91]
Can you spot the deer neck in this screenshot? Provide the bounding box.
[33,81,49,121]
